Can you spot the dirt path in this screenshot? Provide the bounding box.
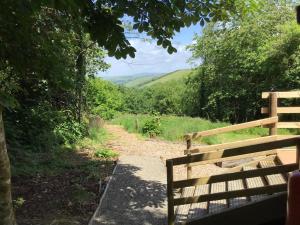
[105,124,186,161]
[89,124,226,225]
[105,124,226,180]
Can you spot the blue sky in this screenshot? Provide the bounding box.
[99,24,203,77]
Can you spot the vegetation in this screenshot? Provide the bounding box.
[123,74,162,87]
[94,149,119,159]
[0,0,299,224]
[186,3,300,123]
[141,69,193,88]
[1,1,244,223]
[112,114,294,145]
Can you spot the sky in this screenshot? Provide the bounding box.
[99,24,203,77]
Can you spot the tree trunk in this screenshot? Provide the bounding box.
[0,107,16,225]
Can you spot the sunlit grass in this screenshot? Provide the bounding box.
[111,113,293,145]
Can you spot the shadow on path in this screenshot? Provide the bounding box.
[90,155,167,225]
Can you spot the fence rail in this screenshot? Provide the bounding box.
[166,136,300,225]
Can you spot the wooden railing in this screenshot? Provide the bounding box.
[261,91,300,130]
[184,117,279,179]
[166,136,300,225]
[183,90,300,179]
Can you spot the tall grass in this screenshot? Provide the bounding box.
[111,113,293,145]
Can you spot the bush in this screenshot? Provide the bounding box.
[94,149,118,159]
[86,78,124,120]
[142,114,161,137]
[54,119,87,145]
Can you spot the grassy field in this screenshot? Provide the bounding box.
[124,75,159,87]
[140,69,194,88]
[111,114,293,145]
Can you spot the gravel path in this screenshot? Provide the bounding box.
[89,124,227,225]
[105,125,226,180]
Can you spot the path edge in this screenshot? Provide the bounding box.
[88,160,119,225]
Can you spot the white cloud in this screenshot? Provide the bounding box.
[99,39,193,77]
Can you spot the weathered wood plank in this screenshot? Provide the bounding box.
[243,166,265,202]
[228,179,248,208]
[228,155,276,172]
[167,160,175,225]
[173,163,297,188]
[186,193,287,225]
[172,137,300,166]
[208,182,227,214]
[261,107,300,114]
[187,185,209,220]
[184,136,281,155]
[188,151,277,168]
[268,92,278,135]
[175,187,195,224]
[184,117,278,140]
[277,122,300,128]
[173,184,286,206]
[262,91,300,99]
[259,160,286,185]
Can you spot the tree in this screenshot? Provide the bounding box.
[0,1,257,224]
[0,107,16,225]
[187,2,299,123]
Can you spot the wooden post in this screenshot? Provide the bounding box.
[269,92,278,135]
[135,117,139,131]
[167,160,175,225]
[296,143,300,169]
[187,139,192,179]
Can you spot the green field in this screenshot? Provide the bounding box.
[141,69,193,88]
[124,75,160,87]
[111,114,293,145]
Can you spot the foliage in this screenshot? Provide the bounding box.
[142,114,162,137]
[120,70,195,115]
[0,1,250,224]
[94,149,119,159]
[141,69,192,88]
[112,113,294,145]
[86,77,124,119]
[54,119,87,145]
[187,2,300,123]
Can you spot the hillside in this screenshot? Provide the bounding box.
[140,69,193,88]
[124,74,160,87]
[102,73,162,85]
[123,69,194,88]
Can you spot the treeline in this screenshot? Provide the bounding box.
[1,7,110,161]
[115,2,300,123]
[186,3,300,123]
[2,1,300,160]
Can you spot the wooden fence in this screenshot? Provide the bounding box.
[183,91,300,179]
[167,136,300,225]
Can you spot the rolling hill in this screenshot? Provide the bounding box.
[140,69,193,88]
[102,69,196,88]
[101,73,162,85]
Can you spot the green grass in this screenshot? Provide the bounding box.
[11,126,116,177]
[111,113,294,145]
[124,75,161,87]
[141,69,193,88]
[94,149,119,159]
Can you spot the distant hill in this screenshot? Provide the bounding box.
[101,73,162,85]
[140,69,194,88]
[123,74,161,87]
[102,69,196,88]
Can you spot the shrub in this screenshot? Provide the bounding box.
[54,120,87,145]
[142,114,161,137]
[94,149,118,159]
